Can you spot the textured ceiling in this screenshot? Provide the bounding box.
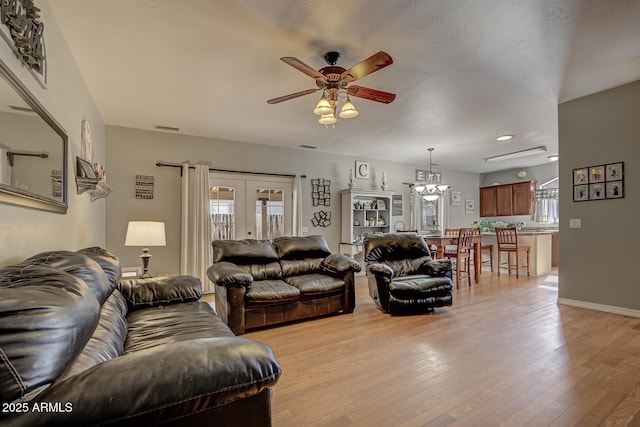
[48,0,640,173]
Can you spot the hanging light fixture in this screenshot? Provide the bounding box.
[313,89,359,127]
[414,148,449,200]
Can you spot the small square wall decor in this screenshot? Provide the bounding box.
[573,162,624,201]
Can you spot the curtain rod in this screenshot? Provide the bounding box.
[155,161,306,178]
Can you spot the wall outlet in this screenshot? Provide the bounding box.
[569,218,581,229]
[302,226,309,233]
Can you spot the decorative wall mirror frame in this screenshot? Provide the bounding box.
[0,57,68,213]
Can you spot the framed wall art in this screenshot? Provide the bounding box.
[573,162,624,201]
[311,178,331,206]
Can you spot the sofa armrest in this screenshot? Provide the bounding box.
[366,263,394,280]
[118,275,201,309]
[8,338,281,426]
[207,262,253,287]
[423,259,453,277]
[321,253,362,275]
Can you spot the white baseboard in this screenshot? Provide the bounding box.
[557,298,640,318]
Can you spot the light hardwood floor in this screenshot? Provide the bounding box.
[207,271,640,426]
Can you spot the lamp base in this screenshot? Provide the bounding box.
[140,248,152,278]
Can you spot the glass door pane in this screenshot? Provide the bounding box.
[210,185,236,240]
[254,188,285,240]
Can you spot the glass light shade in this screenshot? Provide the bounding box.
[318,113,337,125]
[436,184,449,192]
[124,221,166,246]
[339,99,359,119]
[414,184,426,193]
[313,95,333,116]
[423,194,440,201]
[425,184,437,192]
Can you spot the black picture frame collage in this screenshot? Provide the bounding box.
[573,162,624,202]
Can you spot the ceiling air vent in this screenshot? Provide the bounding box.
[156,125,180,132]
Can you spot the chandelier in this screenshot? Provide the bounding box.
[414,148,449,201]
[313,88,359,127]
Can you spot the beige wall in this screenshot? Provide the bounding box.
[0,2,105,265]
[106,125,480,274]
[558,80,640,313]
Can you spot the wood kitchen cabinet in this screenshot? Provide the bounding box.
[479,181,536,217]
[479,186,497,217]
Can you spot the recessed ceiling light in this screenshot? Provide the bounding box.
[496,134,513,141]
[547,155,559,162]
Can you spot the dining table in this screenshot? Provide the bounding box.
[422,234,483,283]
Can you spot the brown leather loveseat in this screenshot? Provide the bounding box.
[208,235,361,335]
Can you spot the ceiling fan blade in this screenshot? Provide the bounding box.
[267,88,320,104]
[280,57,327,82]
[347,85,396,104]
[341,51,393,83]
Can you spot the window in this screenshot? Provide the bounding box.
[534,178,558,224]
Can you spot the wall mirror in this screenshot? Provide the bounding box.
[0,57,68,213]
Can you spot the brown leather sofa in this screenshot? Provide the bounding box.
[208,235,361,335]
[0,247,281,426]
[364,233,454,315]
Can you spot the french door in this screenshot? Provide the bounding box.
[209,173,292,240]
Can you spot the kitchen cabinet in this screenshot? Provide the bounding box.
[480,181,536,217]
[479,187,497,217]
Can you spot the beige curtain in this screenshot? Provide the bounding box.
[181,163,213,293]
[292,174,303,236]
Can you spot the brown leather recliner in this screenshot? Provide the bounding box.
[208,235,361,335]
[364,233,454,315]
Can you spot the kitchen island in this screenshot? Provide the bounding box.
[481,230,556,277]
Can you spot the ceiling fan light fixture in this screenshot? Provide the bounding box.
[339,98,359,119]
[313,94,333,116]
[318,113,337,125]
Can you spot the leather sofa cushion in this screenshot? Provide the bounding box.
[22,250,113,304]
[273,235,331,260]
[212,239,279,264]
[285,274,345,295]
[78,247,122,289]
[389,275,453,296]
[245,280,300,303]
[60,290,128,381]
[365,233,432,262]
[118,275,202,309]
[280,258,323,277]
[125,301,234,353]
[0,265,100,403]
[240,261,284,281]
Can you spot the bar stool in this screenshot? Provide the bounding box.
[452,227,476,288]
[474,227,493,273]
[495,227,530,278]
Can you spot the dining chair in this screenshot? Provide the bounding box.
[495,226,530,278]
[452,227,476,288]
[442,228,460,260]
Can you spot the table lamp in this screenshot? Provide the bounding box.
[124,221,166,278]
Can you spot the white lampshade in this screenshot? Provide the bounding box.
[313,95,333,116]
[425,184,437,192]
[414,184,426,193]
[318,113,337,125]
[125,221,166,246]
[436,184,449,192]
[339,99,359,119]
[423,194,440,201]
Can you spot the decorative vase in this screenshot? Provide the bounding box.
[348,168,355,188]
[381,172,388,191]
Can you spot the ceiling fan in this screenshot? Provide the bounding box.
[267,51,396,126]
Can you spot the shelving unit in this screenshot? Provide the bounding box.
[340,189,394,246]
